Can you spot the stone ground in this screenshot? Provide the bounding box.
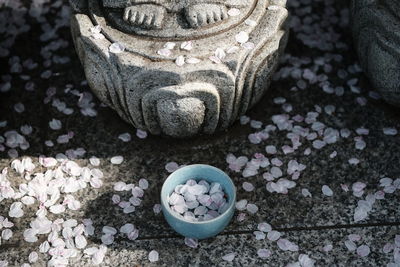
[0,0,400,266]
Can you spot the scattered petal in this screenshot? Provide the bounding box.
[257,248,271,259]
[357,245,370,257]
[109,43,125,53]
[184,237,198,248]
[148,250,159,262]
[322,185,333,196]
[110,156,124,165]
[222,252,235,262]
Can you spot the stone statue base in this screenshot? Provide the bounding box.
[69,0,289,137]
[351,0,400,106]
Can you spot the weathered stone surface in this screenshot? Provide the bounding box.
[351,0,400,106]
[69,0,289,137]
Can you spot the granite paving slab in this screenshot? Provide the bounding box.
[1,225,398,266]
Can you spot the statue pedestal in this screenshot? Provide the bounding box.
[70,0,289,137]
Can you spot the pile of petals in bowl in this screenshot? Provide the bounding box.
[168,179,229,222]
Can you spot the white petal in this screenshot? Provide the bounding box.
[345,240,357,251]
[235,31,249,44]
[136,129,148,139]
[75,235,87,249]
[128,229,139,240]
[118,133,131,142]
[110,156,124,165]
[112,194,121,204]
[175,55,185,66]
[186,57,201,64]
[235,199,248,211]
[49,119,62,130]
[90,25,102,34]
[245,19,257,26]
[102,226,117,235]
[242,182,254,192]
[227,46,240,54]
[357,245,370,257]
[9,202,24,218]
[348,234,361,242]
[153,204,162,214]
[123,205,135,213]
[254,231,266,240]
[257,222,272,232]
[298,254,316,267]
[163,42,176,49]
[184,237,198,248]
[222,252,235,262]
[246,203,258,214]
[89,156,101,166]
[165,162,179,173]
[242,42,255,50]
[120,223,135,234]
[84,247,98,256]
[257,248,271,259]
[23,229,38,243]
[1,229,12,240]
[382,242,394,253]
[301,188,312,197]
[139,178,149,190]
[39,241,50,253]
[114,182,127,191]
[101,234,114,245]
[180,41,193,51]
[209,55,221,64]
[148,250,159,262]
[92,246,107,264]
[228,8,240,16]
[267,230,281,241]
[28,251,38,263]
[214,48,226,60]
[354,207,368,222]
[322,185,333,196]
[49,204,65,214]
[109,43,125,53]
[383,127,397,136]
[157,48,171,57]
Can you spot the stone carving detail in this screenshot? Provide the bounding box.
[69,0,289,137]
[351,0,400,106]
[103,0,249,29]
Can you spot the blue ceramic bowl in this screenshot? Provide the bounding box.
[161,164,236,239]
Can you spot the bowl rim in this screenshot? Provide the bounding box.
[161,164,236,225]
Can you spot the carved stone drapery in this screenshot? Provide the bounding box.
[69,0,289,137]
[351,0,400,106]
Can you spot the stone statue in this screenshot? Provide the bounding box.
[69,0,289,137]
[351,0,400,106]
[103,0,250,29]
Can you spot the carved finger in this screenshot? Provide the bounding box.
[130,11,138,24]
[220,6,228,20]
[137,13,146,24]
[206,11,215,24]
[145,14,154,27]
[198,12,207,27]
[153,13,164,28]
[123,8,131,21]
[213,9,221,22]
[188,12,199,27]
